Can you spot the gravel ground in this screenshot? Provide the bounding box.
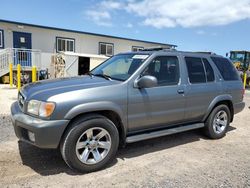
[0,84,250,188]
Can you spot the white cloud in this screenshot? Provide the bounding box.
[84,1,124,27]
[86,0,250,28]
[85,10,112,26]
[100,1,123,10]
[126,0,250,28]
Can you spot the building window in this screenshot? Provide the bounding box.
[0,29,4,49]
[132,46,144,52]
[99,42,114,56]
[56,37,75,52]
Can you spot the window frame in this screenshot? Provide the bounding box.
[185,56,215,84]
[202,58,215,82]
[56,36,75,52]
[99,42,114,56]
[132,46,144,52]
[0,29,4,49]
[141,55,180,87]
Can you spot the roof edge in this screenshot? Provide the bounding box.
[0,19,177,47]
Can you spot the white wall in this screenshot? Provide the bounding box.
[40,52,53,69]
[0,21,172,55]
[0,21,173,77]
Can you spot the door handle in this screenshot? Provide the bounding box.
[177,89,185,94]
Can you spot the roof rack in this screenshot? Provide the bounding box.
[141,46,176,52]
[194,51,217,55]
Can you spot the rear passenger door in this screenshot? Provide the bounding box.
[184,56,219,122]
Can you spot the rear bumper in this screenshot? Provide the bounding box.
[10,101,69,149]
[234,101,245,114]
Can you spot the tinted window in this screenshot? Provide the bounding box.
[142,56,179,86]
[211,57,239,81]
[185,57,206,83]
[202,58,215,82]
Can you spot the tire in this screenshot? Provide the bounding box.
[60,114,119,173]
[203,104,231,139]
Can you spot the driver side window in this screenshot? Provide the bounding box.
[142,56,180,86]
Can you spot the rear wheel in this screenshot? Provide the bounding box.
[204,104,230,139]
[60,115,119,173]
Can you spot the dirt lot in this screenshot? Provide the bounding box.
[0,84,250,188]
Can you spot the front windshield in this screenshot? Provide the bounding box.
[91,54,149,81]
[230,52,245,62]
[230,52,250,70]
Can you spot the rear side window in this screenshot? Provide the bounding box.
[185,57,206,83]
[211,57,239,81]
[202,58,215,82]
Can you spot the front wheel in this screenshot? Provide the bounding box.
[60,115,119,173]
[204,104,231,139]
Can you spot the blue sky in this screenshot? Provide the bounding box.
[1,0,250,56]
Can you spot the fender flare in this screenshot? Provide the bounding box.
[64,101,127,138]
[202,94,233,122]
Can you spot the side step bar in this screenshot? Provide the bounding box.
[126,123,204,143]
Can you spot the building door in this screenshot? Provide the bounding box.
[13,31,32,66]
[78,57,90,75]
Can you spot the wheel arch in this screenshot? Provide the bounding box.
[203,95,234,122]
[62,106,127,147]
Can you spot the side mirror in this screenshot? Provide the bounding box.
[135,75,158,88]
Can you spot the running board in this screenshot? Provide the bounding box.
[126,123,204,143]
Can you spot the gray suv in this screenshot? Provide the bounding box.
[11,48,245,172]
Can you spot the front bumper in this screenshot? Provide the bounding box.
[11,101,69,149]
[233,101,245,114]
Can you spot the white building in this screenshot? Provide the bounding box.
[0,19,176,78]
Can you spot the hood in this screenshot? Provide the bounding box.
[21,76,120,100]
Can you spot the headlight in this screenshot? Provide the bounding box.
[27,100,40,115]
[27,100,55,117]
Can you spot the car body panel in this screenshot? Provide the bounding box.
[10,50,245,149]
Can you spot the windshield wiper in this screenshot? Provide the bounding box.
[93,73,112,80]
[86,72,94,78]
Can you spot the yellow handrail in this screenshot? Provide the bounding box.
[32,66,37,82]
[9,63,13,87]
[17,64,21,91]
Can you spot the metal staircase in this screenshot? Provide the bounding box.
[0,48,11,77]
[0,48,41,78]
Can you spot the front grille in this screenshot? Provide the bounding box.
[18,92,25,110]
